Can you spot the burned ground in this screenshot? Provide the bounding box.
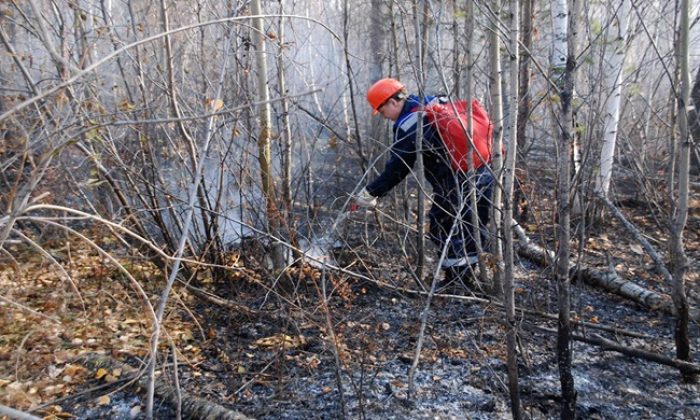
[1,172,699,419]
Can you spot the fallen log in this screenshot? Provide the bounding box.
[574,265,673,312]
[76,353,252,420]
[513,225,700,320]
[0,404,41,420]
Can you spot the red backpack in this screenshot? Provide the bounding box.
[423,99,493,171]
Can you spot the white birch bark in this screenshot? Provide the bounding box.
[550,0,568,77]
[552,0,585,215]
[596,0,631,197]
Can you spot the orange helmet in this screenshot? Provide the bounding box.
[366,78,405,115]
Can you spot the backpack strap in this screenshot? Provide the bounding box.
[401,97,441,131]
[397,112,419,132]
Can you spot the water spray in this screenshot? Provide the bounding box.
[302,201,360,267]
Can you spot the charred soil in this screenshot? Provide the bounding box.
[1,176,699,419]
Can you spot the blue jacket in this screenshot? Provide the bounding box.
[366,94,461,199]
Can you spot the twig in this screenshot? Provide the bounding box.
[15,330,35,382]
[375,275,656,341]
[527,323,700,374]
[183,283,265,318]
[407,189,469,399]
[319,267,348,419]
[468,337,510,394]
[515,306,655,339]
[20,207,233,271]
[28,375,135,413]
[597,193,673,283]
[0,14,340,123]
[0,294,61,323]
[0,247,21,274]
[170,341,182,420]
[31,219,157,324]
[12,228,86,312]
[234,358,276,396]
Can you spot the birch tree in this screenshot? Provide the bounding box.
[595,0,631,198]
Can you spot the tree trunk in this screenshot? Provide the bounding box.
[516,0,533,161]
[451,0,461,97]
[488,0,505,297]
[276,1,303,267]
[412,0,428,283]
[690,67,700,174]
[368,0,384,84]
[465,0,488,289]
[551,0,577,416]
[342,0,368,172]
[504,0,522,416]
[277,3,293,221]
[514,0,533,223]
[669,0,696,383]
[251,0,286,271]
[596,0,631,198]
[368,0,385,159]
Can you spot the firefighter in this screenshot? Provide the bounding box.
[354,78,494,289]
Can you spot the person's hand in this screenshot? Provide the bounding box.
[354,187,377,208]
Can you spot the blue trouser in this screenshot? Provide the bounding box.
[428,167,494,269]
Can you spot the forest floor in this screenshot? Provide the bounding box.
[2,175,700,419]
